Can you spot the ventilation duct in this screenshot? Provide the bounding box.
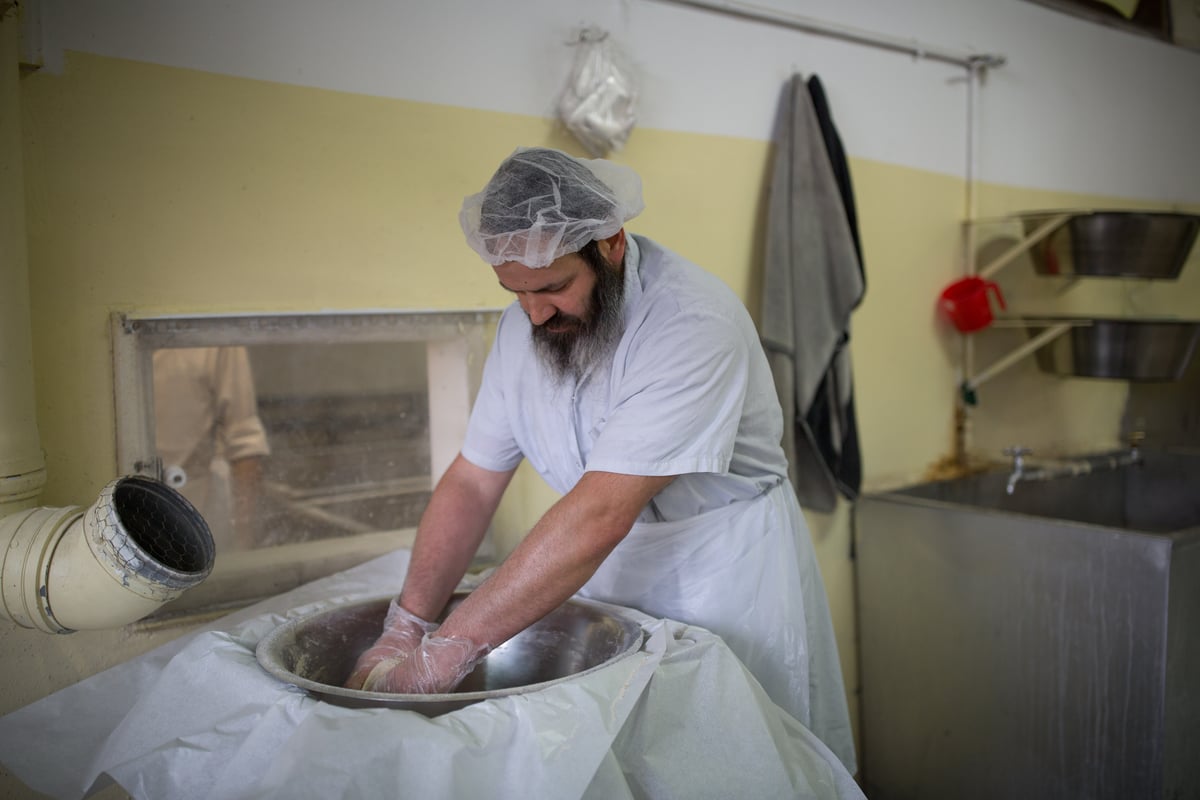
[0,12,215,633]
[0,477,215,632]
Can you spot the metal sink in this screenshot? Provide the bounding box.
[856,448,1200,799]
[894,448,1200,533]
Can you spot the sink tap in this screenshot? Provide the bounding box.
[1003,443,1142,495]
[1004,446,1032,495]
[1127,430,1145,462]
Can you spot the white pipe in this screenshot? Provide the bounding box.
[965,61,982,273]
[0,9,45,516]
[961,59,983,430]
[0,11,216,633]
[650,0,1006,69]
[1,476,215,632]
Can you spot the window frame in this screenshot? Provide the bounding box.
[111,309,501,620]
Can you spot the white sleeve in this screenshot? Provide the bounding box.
[585,307,748,477]
[213,347,270,461]
[460,312,524,473]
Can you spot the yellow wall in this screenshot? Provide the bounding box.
[6,49,1199,797]
[28,52,1196,513]
[20,52,780,505]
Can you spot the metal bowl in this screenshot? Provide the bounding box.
[255,593,644,715]
[1021,211,1200,279]
[1025,317,1200,381]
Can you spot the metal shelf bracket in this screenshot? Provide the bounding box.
[960,322,1076,405]
[974,213,1071,280]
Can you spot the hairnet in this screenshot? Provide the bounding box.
[459,147,644,268]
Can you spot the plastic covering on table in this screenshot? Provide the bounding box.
[0,550,864,800]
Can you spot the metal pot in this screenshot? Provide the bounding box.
[255,593,644,715]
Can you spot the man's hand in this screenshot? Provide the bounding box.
[344,599,438,690]
[361,633,489,694]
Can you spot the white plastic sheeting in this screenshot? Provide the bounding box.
[0,550,864,799]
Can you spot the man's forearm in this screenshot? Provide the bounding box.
[435,470,674,650]
[398,455,513,622]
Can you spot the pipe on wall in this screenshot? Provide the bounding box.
[1,476,216,632]
[0,5,45,517]
[650,0,1006,69]
[0,9,216,633]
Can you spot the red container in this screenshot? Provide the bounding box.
[939,277,1006,333]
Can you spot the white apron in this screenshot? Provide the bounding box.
[578,480,856,774]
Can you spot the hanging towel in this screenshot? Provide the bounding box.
[760,74,865,513]
[805,75,865,505]
[807,76,865,277]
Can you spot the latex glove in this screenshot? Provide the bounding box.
[362,632,489,694]
[344,598,438,690]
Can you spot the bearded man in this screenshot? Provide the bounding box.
[346,147,856,775]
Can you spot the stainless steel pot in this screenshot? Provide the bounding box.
[255,593,644,714]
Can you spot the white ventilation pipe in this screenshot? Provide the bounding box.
[0,7,45,518]
[1,476,215,633]
[0,10,215,633]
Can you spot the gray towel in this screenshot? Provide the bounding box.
[761,74,864,512]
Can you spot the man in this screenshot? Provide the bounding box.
[347,147,855,772]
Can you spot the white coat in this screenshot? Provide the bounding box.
[462,235,856,773]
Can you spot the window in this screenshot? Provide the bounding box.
[112,310,500,618]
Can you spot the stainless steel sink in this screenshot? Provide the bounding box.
[895,448,1200,533]
[256,593,644,715]
[856,449,1200,800]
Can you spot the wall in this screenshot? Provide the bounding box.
[3,1,1199,796]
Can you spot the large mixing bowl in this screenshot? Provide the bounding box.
[255,593,644,715]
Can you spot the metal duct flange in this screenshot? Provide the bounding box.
[0,476,215,633]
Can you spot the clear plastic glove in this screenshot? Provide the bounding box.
[361,632,489,695]
[344,599,438,690]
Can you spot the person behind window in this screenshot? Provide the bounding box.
[153,346,270,551]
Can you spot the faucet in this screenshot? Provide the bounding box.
[1127,430,1145,462]
[1003,447,1032,495]
[1002,439,1144,495]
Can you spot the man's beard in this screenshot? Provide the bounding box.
[531,252,625,383]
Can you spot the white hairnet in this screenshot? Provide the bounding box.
[459,147,644,268]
